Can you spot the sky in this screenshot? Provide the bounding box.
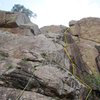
[0,0,100,27]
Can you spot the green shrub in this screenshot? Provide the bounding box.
[84,74,100,90]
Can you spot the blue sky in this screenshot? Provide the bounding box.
[0,0,100,27]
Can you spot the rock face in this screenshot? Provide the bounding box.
[69,17,100,75]
[68,17,100,99]
[0,11,100,100]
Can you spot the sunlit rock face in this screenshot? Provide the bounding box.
[69,17,100,75]
[0,11,100,100]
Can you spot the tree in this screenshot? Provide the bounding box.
[11,4,37,18]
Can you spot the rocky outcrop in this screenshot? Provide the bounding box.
[0,30,86,99]
[69,17,100,75]
[0,11,30,27]
[0,10,40,35]
[67,17,100,99]
[0,11,100,100]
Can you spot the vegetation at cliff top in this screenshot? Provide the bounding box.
[11,4,37,18]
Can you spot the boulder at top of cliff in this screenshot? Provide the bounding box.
[0,10,41,35]
[0,87,54,100]
[0,10,30,27]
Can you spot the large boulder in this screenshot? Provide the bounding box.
[0,10,41,35]
[0,11,30,27]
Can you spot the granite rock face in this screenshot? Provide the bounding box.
[0,11,100,100]
[68,17,100,100]
[69,17,100,75]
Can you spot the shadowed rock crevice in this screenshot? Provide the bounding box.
[95,45,100,73]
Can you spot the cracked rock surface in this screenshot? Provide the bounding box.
[0,11,100,100]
